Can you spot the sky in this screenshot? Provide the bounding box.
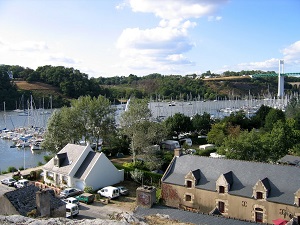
[0,0,299,78]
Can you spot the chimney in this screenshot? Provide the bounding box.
[174,148,182,157]
[36,190,51,217]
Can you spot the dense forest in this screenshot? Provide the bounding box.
[1,64,300,110]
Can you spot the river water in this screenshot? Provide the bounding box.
[0,98,287,172]
[0,109,53,172]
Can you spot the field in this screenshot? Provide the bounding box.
[14,81,61,96]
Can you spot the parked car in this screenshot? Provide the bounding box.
[63,197,80,206]
[14,179,29,188]
[117,186,129,196]
[97,186,120,199]
[1,177,16,187]
[186,149,196,154]
[60,188,83,198]
[76,193,95,204]
[66,203,79,218]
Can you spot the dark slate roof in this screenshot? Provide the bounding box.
[209,207,222,215]
[74,151,98,179]
[192,169,201,181]
[162,155,300,205]
[4,185,65,216]
[261,177,271,191]
[278,155,300,166]
[43,144,89,175]
[223,171,233,185]
[134,205,267,225]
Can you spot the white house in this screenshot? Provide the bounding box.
[43,144,124,190]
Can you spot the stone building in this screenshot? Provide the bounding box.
[161,149,300,224]
[0,185,65,217]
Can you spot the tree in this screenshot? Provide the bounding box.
[42,108,73,152]
[221,129,266,162]
[250,105,272,128]
[191,112,212,134]
[264,108,285,131]
[262,120,295,162]
[207,123,227,147]
[120,97,166,163]
[222,111,250,130]
[164,113,192,137]
[42,95,116,153]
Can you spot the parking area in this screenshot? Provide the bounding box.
[0,172,138,220]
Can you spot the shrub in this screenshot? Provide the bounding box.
[27,209,37,218]
[156,188,162,203]
[7,166,17,173]
[84,186,94,194]
[44,155,53,163]
[13,175,21,181]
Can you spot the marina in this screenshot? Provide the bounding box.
[0,97,291,171]
[0,109,53,171]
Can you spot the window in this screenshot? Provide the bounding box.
[298,198,300,206]
[185,194,192,201]
[218,201,225,213]
[255,207,263,222]
[219,186,225,193]
[186,180,192,188]
[256,192,263,199]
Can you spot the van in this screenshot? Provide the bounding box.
[97,186,120,199]
[179,138,192,147]
[66,203,79,218]
[14,179,29,188]
[160,140,180,151]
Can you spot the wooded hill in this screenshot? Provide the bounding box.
[1,64,300,111]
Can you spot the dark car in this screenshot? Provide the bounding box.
[117,186,129,196]
[76,193,95,204]
[1,177,16,187]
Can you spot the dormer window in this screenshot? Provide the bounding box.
[219,186,225,194]
[256,192,263,199]
[216,171,233,194]
[185,169,200,189]
[253,178,270,200]
[186,180,192,188]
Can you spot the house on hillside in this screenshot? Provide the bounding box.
[161,149,300,224]
[0,185,65,217]
[43,143,124,190]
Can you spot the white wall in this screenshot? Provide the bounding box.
[85,153,124,190]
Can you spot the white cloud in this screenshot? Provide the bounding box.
[214,40,300,74]
[117,0,227,73]
[236,58,280,71]
[208,16,222,21]
[115,1,128,10]
[9,41,48,52]
[281,40,300,65]
[128,0,227,20]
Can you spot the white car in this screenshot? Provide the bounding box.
[1,177,16,187]
[97,186,120,199]
[66,203,79,218]
[14,179,29,188]
[63,197,80,206]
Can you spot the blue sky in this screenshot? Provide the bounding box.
[0,0,299,78]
